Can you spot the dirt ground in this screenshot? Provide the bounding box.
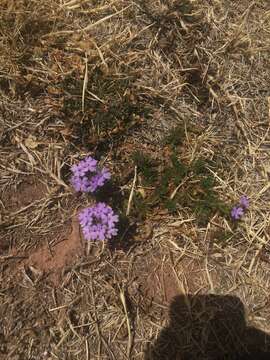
[1,0,270,359]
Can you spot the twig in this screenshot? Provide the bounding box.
[119,289,132,359]
[126,166,137,216]
[170,179,187,200]
[204,223,214,293]
[85,339,89,360]
[82,54,88,113]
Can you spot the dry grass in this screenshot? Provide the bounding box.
[1,0,270,359]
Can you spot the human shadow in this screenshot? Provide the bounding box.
[144,294,270,360]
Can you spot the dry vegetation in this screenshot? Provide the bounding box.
[1,0,270,359]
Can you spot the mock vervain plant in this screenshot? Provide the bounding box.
[70,156,111,193]
[231,195,249,221]
[71,157,118,241]
[78,203,119,241]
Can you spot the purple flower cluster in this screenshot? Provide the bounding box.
[231,195,249,220]
[78,203,119,241]
[71,156,111,193]
[70,156,119,241]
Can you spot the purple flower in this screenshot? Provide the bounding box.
[231,206,244,220]
[78,203,119,241]
[239,195,249,209]
[231,195,249,221]
[70,156,111,193]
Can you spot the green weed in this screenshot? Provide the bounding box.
[132,151,158,186]
[164,126,185,148]
[131,148,229,225]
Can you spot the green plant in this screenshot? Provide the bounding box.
[164,125,185,148]
[132,151,158,186]
[131,193,149,220]
[131,148,230,225]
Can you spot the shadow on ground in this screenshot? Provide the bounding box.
[144,294,270,360]
[96,181,138,251]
